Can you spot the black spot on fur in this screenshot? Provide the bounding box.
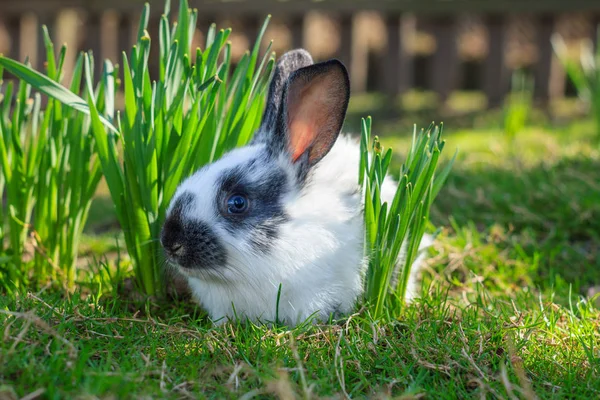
[161,192,227,270]
[170,192,194,214]
[216,154,290,253]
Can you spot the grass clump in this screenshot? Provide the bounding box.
[552,26,600,142]
[0,28,106,292]
[1,0,275,295]
[360,117,454,319]
[502,70,533,150]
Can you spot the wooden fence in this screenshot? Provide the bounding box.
[1,0,600,107]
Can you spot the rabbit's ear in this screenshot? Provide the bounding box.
[277,59,350,177]
[253,49,314,143]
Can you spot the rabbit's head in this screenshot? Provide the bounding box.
[160,49,350,285]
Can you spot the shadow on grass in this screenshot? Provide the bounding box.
[85,194,119,234]
[430,155,600,292]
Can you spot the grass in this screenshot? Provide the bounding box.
[0,28,105,292]
[1,101,599,398]
[502,71,533,150]
[360,118,453,319]
[1,287,598,399]
[552,26,600,142]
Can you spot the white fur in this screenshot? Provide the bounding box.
[168,135,432,326]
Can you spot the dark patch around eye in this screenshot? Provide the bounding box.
[215,155,290,253]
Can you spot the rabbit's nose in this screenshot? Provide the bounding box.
[164,242,184,257]
[160,214,186,259]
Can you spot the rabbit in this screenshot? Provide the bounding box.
[160,48,433,326]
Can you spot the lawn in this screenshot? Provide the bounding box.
[1,95,600,399]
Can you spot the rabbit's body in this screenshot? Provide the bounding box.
[184,135,363,324]
[161,49,431,326]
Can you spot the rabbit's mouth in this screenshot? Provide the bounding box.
[162,238,228,272]
[166,253,229,276]
[168,258,237,285]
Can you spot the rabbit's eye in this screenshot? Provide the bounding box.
[226,194,249,214]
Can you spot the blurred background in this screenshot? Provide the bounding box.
[0,0,599,122]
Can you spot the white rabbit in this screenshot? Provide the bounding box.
[161,49,432,326]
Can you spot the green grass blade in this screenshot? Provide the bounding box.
[0,56,118,133]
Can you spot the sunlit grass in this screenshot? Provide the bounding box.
[0,28,105,292]
[1,269,598,398]
[553,26,600,142]
[359,117,453,319]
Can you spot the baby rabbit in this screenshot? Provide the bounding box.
[161,49,432,326]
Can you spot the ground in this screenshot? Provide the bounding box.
[1,92,599,399]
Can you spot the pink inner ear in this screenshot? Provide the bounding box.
[286,76,331,163]
[289,120,314,162]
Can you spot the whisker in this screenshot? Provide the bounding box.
[224,242,267,299]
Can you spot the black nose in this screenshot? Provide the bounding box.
[168,243,182,252]
[161,192,228,269]
[161,215,185,258]
[164,242,183,256]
